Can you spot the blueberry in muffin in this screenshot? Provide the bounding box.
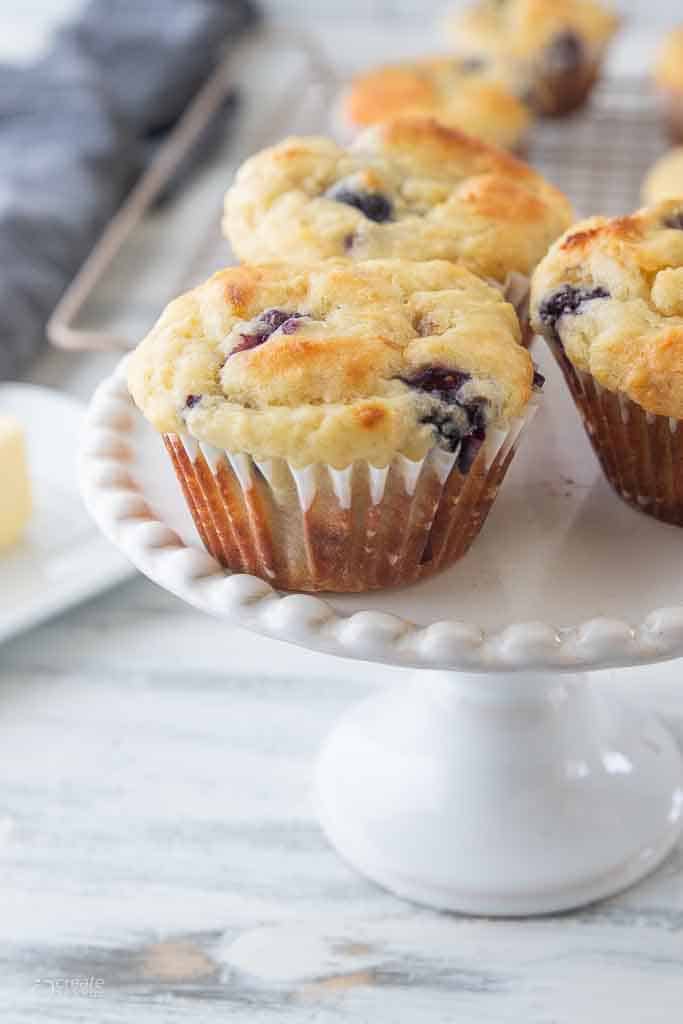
[537,284,610,341]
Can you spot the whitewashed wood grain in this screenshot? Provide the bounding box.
[2,578,683,1022]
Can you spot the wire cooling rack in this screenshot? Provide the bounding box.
[48,28,339,352]
[530,74,667,219]
[48,33,670,353]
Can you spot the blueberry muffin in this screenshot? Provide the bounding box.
[128,260,537,592]
[338,56,532,153]
[445,0,619,116]
[223,117,573,343]
[643,149,683,205]
[653,28,683,144]
[531,201,683,525]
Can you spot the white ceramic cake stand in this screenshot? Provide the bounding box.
[80,352,683,917]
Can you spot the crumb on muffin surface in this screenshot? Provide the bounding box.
[222,117,573,285]
[340,56,531,151]
[128,260,534,469]
[530,201,683,417]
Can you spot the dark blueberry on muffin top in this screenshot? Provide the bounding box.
[329,187,394,223]
[259,308,301,332]
[402,366,489,471]
[403,366,471,399]
[538,285,609,341]
[532,368,546,390]
[460,56,487,73]
[543,31,584,74]
[231,309,304,356]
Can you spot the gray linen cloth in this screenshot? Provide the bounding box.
[0,0,259,379]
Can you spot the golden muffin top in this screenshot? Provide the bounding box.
[531,201,683,417]
[128,260,534,469]
[340,56,531,151]
[654,27,683,92]
[446,0,619,62]
[223,117,573,285]
[642,149,683,205]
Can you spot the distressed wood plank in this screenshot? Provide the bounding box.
[2,625,683,1021]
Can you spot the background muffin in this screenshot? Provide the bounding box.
[338,56,532,153]
[642,148,683,205]
[531,200,683,525]
[128,260,537,592]
[223,117,573,341]
[653,27,683,143]
[445,0,619,116]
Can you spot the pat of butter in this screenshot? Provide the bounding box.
[0,416,32,549]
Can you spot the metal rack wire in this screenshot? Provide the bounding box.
[47,34,670,354]
[530,75,667,218]
[47,27,340,352]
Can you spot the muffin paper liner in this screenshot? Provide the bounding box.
[163,409,535,593]
[531,53,601,117]
[550,342,683,526]
[661,91,683,144]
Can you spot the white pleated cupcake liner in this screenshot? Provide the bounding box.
[163,405,536,593]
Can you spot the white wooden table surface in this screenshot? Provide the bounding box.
[3,9,683,1021]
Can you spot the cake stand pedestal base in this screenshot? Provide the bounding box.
[316,671,683,916]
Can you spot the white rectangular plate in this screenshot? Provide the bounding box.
[0,383,134,644]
